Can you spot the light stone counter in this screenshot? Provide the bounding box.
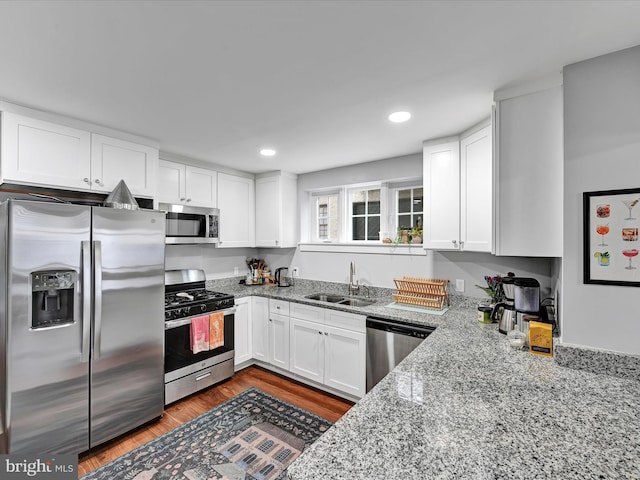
[208,278,640,479]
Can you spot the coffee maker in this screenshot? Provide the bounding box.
[491,275,517,334]
[513,277,541,342]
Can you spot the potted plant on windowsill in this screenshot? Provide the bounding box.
[396,227,411,244]
[410,227,423,244]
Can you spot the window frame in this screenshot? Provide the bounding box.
[310,189,342,243]
[346,184,387,243]
[390,183,424,235]
[306,180,423,246]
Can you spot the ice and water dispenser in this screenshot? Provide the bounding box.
[31,270,76,329]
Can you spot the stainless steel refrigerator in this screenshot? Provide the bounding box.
[0,199,166,454]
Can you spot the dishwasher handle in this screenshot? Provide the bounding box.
[366,317,434,339]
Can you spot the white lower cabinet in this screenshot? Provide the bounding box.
[269,312,290,371]
[289,318,325,384]
[251,297,269,363]
[244,297,366,399]
[251,297,289,371]
[233,297,252,368]
[289,304,366,398]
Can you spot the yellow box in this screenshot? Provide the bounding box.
[529,321,553,357]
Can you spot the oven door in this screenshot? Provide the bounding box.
[164,307,235,382]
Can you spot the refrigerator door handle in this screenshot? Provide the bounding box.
[81,241,92,363]
[93,240,103,360]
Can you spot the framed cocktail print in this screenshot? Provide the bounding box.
[584,187,640,286]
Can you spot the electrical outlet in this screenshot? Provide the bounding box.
[292,267,300,277]
[233,267,239,275]
[455,279,465,292]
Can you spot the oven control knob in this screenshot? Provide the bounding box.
[200,305,206,312]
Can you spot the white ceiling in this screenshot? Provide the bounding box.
[1,1,640,175]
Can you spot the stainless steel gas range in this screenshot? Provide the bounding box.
[164,269,236,404]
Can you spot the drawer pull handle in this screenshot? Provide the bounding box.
[196,372,212,382]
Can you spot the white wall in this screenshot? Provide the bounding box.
[261,248,435,289]
[434,251,554,299]
[563,44,640,355]
[165,245,256,280]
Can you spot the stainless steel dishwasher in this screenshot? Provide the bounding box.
[366,317,435,392]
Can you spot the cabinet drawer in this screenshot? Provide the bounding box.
[290,302,325,323]
[324,309,366,333]
[269,299,290,316]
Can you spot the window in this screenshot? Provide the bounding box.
[349,188,380,241]
[305,179,423,247]
[312,193,339,241]
[397,187,423,233]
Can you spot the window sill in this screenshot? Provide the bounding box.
[298,242,427,255]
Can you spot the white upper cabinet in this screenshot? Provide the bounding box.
[255,171,297,248]
[1,111,158,198]
[460,125,493,252]
[158,160,217,208]
[1,112,91,190]
[186,165,217,208]
[217,172,255,248]
[423,137,460,250]
[157,160,185,204]
[90,134,157,197]
[423,125,492,252]
[494,84,563,257]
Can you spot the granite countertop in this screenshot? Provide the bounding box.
[209,279,640,479]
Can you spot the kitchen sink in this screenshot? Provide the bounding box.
[305,293,375,307]
[337,298,375,307]
[305,293,345,303]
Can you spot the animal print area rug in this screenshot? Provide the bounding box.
[81,388,333,480]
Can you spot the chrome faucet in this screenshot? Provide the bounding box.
[349,261,359,296]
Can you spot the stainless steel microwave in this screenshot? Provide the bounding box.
[159,203,219,244]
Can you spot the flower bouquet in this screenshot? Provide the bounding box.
[475,275,505,304]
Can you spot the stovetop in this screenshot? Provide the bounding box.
[164,287,235,322]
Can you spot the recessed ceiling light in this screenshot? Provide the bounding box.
[260,148,276,157]
[388,111,411,123]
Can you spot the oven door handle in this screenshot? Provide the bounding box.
[164,307,237,330]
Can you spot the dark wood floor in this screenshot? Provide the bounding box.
[78,365,354,477]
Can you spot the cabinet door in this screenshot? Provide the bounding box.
[185,166,217,208]
[495,86,563,256]
[255,175,280,247]
[269,312,290,371]
[234,297,252,367]
[251,297,269,362]
[1,112,91,189]
[289,317,324,383]
[90,134,158,196]
[460,125,492,252]
[423,138,461,250]
[157,160,186,204]
[217,173,255,248]
[324,325,366,398]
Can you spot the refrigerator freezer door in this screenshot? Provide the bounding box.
[89,207,165,448]
[4,200,91,454]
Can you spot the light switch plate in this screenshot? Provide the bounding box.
[455,279,465,292]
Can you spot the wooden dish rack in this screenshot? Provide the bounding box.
[393,276,450,310]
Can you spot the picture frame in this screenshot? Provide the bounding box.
[583,187,640,286]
